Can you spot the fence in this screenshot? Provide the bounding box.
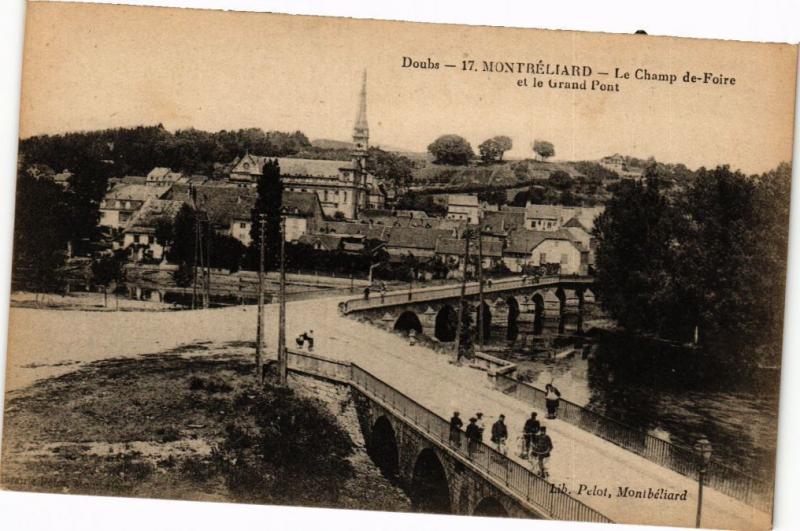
[285,349,612,524]
[495,374,773,512]
[340,275,593,313]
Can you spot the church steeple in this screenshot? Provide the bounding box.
[352,69,369,156]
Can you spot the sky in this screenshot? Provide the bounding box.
[18,2,798,174]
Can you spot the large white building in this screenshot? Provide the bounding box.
[227,71,385,219]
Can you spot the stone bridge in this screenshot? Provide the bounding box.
[340,275,597,343]
[286,350,611,523]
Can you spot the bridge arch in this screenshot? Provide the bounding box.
[411,448,452,514]
[532,293,545,335]
[394,311,423,336]
[434,304,458,342]
[473,496,509,517]
[367,416,399,479]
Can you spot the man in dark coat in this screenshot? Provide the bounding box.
[523,412,540,457]
[491,414,509,455]
[531,426,554,478]
[465,417,481,459]
[449,411,463,447]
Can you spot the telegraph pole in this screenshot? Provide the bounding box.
[477,229,484,351]
[278,215,287,386]
[453,231,470,364]
[255,214,266,382]
[204,213,211,308]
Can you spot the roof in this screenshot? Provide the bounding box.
[319,221,390,241]
[387,227,453,251]
[276,157,351,178]
[525,203,561,220]
[125,198,186,233]
[282,191,323,218]
[104,184,166,203]
[481,210,525,234]
[166,184,255,225]
[505,228,580,255]
[435,238,503,258]
[298,233,344,251]
[447,194,480,207]
[166,185,322,226]
[562,206,604,231]
[231,154,354,179]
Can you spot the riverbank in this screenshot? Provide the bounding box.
[0,347,410,512]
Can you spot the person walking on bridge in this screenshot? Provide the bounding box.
[522,412,540,458]
[466,417,480,459]
[491,414,508,456]
[544,383,561,419]
[449,411,463,447]
[531,426,553,478]
[475,412,486,441]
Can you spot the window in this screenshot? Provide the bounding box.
[540,252,547,264]
[240,222,247,229]
[134,234,141,244]
[560,253,568,264]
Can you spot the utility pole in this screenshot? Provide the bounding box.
[204,213,211,308]
[191,184,198,310]
[278,215,287,386]
[255,214,266,382]
[453,230,470,364]
[477,229,484,351]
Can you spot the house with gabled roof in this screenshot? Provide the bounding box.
[122,198,187,262]
[503,228,587,274]
[99,184,168,229]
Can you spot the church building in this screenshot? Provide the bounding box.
[228,71,385,219]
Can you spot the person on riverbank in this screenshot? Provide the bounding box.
[295,331,307,349]
[466,417,480,459]
[475,412,485,441]
[531,426,553,478]
[545,383,561,419]
[363,286,370,300]
[491,414,508,455]
[449,411,463,447]
[523,412,540,457]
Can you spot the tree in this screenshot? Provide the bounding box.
[367,147,414,189]
[478,138,502,164]
[477,188,507,206]
[249,159,283,270]
[91,250,125,306]
[548,170,573,190]
[479,136,513,163]
[593,173,682,337]
[427,135,474,165]
[12,174,72,293]
[532,140,555,161]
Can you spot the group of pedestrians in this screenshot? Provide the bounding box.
[448,409,555,478]
[294,329,315,351]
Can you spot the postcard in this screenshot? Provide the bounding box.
[1,2,797,529]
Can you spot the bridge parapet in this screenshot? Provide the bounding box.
[286,348,613,524]
[339,275,594,314]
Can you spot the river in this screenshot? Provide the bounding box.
[483,329,780,481]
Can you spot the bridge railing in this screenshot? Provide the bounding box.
[284,349,611,523]
[347,363,612,524]
[340,275,592,314]
[496,374,773,512]
[286,349,352,382]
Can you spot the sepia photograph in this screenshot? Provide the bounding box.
[1,2,798,530]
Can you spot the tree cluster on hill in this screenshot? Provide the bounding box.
[478,136,513,164]
[19,125,312,178]
[593,163,791,366]
[427,135,474,165]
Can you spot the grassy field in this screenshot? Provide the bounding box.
[0,345,410,511]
